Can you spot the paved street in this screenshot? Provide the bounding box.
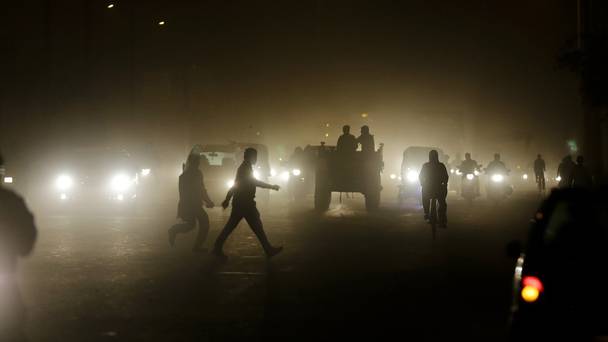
[19,192,541,341]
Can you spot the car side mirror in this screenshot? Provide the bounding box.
[506,240,522,259]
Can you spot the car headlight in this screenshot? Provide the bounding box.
[450,168,455,174]
[253,170,261,180]
[406,170,418,183]
[3,176,13,184]
[280,171,290,182]
[110,174,133,192]
[522,173,528,180]
[491,174,504,183]
[474,170,480,176]
[389,173,397,180]
[456,170,462,175]
[292,169,301,176]
[556,176,562,182]
[226,179,235,188]
[270,168,277,177]
[466,174,474,180]
[141,168,151,176]
[56,175,74,191]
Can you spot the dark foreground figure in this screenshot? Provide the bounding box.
[0,153,37,341]
[169,153,214,252]
[419,150,449,227]
[213,148,282,258]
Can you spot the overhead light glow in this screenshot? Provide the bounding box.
[158,21,166,26]
[107,4,114,9]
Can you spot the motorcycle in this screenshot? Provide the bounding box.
[486,171,513,203]
[461,168,481,205]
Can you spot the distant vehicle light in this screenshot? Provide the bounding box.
[406,170,418,183]
[556,176,562,182]
[521,276,544,303]
[3,176,13,184]
[107,4,114,9]
[56,175,74,191]
[450,169,454,174]
[456,170,462,176]
[141,168,151,176]
[110,174,133,192]
[466,174,474,180]
[226,180,235,189]
[280,171,290,182]
[292,169,301,176]
[270,168,277,177]
[60,193,68,200]
[253,170,261,180]
[491,174,504,183]
[158,21,166,26]
[522,173,528,180]
[389,173,397,180]
[474,170,480,176]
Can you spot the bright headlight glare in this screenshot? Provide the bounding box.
[389,173,397,180]
[456,170,462,175]
[280,171,290,182]
[292,169,301,176]
[474,170,480,176]
[270,168,277,177]
[226,179,235,188]
[491,174,504,183]
[3,176,13,184]
[111,174,132,192]
[522,174,528,180]
[253,170,261,180]
[450,169,455,174]
[466,174,474,180]
[141,168,151,176]
[406,170,418,183]
[556,176,562,182]
[56,175,74,190]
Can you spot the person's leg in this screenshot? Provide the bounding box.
[540,173,546,190]
[168,218,195,246]
[243,206,281,256]
[213,209,243,255]
[193,209,210,251]
[421,190,430,218]
[438,194,448,226]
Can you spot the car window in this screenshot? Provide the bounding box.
[200,152,236,167]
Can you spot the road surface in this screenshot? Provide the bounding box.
[19,192,541,341]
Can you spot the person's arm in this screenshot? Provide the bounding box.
[199,173,214,207]
[254,179,280,190]
[221,185,235,209]
[441,164,449,186]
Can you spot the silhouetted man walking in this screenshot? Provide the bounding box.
[213,148,282,259]
[568,156,593,188]
[357,125,375,153]
[169,153,214,252]
[337,125,357,153]
[419,150,449,227]
[534,154,546,192]
[0,152,37,341]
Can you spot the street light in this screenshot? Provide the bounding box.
[158,20,166,26]
[107,4,115,9]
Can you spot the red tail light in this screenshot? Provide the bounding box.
[521,276,544,303]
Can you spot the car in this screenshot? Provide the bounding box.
[398,146,448,204]
[507,187,608,340]
[314,143,383,211]
[188,142,271,203]
[41,148,142,210]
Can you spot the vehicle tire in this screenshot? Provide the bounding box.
[365,190,380,211]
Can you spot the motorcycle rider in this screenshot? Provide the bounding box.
[557,155,575,188]
[486,153,509,175]
[458,153,481,195]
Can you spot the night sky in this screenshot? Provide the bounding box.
[1,0,582,167]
